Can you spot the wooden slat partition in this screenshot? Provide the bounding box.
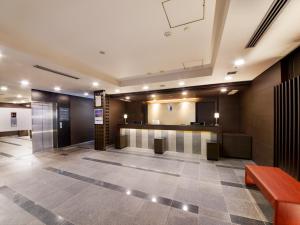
[274,76,300,180]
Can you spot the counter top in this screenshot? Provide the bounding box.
[117,124,222,133]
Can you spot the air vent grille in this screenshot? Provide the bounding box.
[246,0,289,48]
[227,71,237,75]
[33,65,80,80]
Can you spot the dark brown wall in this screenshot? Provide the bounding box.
[0,102,30,108]
[240,63,281,166]
[109,99,125,144]
[219,94,241,133]
[70,96,94,145]
[125,101,147,124]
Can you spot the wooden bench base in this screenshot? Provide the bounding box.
[245,165,300,225]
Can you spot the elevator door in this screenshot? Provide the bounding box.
[32,103,55,152]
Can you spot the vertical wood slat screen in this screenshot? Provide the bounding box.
[274,76,300,180]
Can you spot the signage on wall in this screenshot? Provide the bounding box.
[167,104,173,112]
[11,112,17,127]
[95,95,102,107]
[59,107,69,121]
[94,109,103,124]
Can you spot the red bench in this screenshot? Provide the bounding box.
[245,165,300,225]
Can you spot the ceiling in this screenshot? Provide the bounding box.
[0,0,300,103]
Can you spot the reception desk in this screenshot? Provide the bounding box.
[117,124,222,156]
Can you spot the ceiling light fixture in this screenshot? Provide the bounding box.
[21,100,25,103]
[143,85,149,90]
[20,80,29,86]
[179,81,185,86]
[12,101,16,104]
[234,58,245,67]
[182,91,187,96]
[0,51,4,59]
[92,82,99,87]
[151,94,156,98]
[220,88,227,93]
[164,31,172,37]
[54,86,61,92]
[84,92,89,96]
[17,94,22,98]
[0,86,8,91]
[225,75,233,81]
[125,96,130,100]
[115,89,120,93]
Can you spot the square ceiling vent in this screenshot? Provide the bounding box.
[162,0,205,28]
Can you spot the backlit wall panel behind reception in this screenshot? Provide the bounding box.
[148,102,195,125]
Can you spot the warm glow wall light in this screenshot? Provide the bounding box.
[214,112,220,126]
[123,114,128,124]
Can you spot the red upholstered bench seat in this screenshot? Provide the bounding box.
[245,165,300,225]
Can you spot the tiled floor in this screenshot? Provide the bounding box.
[0,144,273,225]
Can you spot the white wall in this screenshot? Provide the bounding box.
[148,102,195,125]
[0,108,32,132]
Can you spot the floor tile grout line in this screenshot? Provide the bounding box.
[82,157,181,177]
[44,166,199,214]
[0,140,22,146]
[0,185,75,225]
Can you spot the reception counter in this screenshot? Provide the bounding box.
[117,124,221,156]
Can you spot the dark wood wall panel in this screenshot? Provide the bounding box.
[94,91,106,150]
[274,76,300,180]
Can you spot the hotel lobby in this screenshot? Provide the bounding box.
[1,0,300,225]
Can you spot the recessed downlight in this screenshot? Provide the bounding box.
[220,88,227,93]
[20,80,29,86]
[0,86,8,91]
[234,58,245,67]
[179,81,185,86]
[143,85,149,90]
[151,94,156,98]
[0,51,4,59]
[54,86,61,92]
[225,75,233,81]
[182,91,187,96]
[17,94,22,98]
[125,96,130,100]
[92,82,99,87]
[21,100,25,103]
[84,92,89,96]
[115,89,120,93]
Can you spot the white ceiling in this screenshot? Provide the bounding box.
[0,0,300,102]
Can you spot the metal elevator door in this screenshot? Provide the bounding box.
[32,103,55,153]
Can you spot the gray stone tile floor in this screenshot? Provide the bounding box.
[0,143,273,225]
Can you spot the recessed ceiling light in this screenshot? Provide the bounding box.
[25,104,30,107]
[21,100,25,103]
[92,82,99,87]
[20,80,29,86]
[12,101,16,104]
[182,91,187,96]
[115,89,120,93]
[225,75,233,81]
[234,58,245,67]
[220,88,228,93]
[151,94,156,98]
[84,92,89,96]
[164,31,172,37]
[143,85,149,90]
[0,86,8,91]
[0,51,4,59]
[179,81,185,86]
[17,94,22,98]
[125,96,130,100]
[54,86,61,92]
